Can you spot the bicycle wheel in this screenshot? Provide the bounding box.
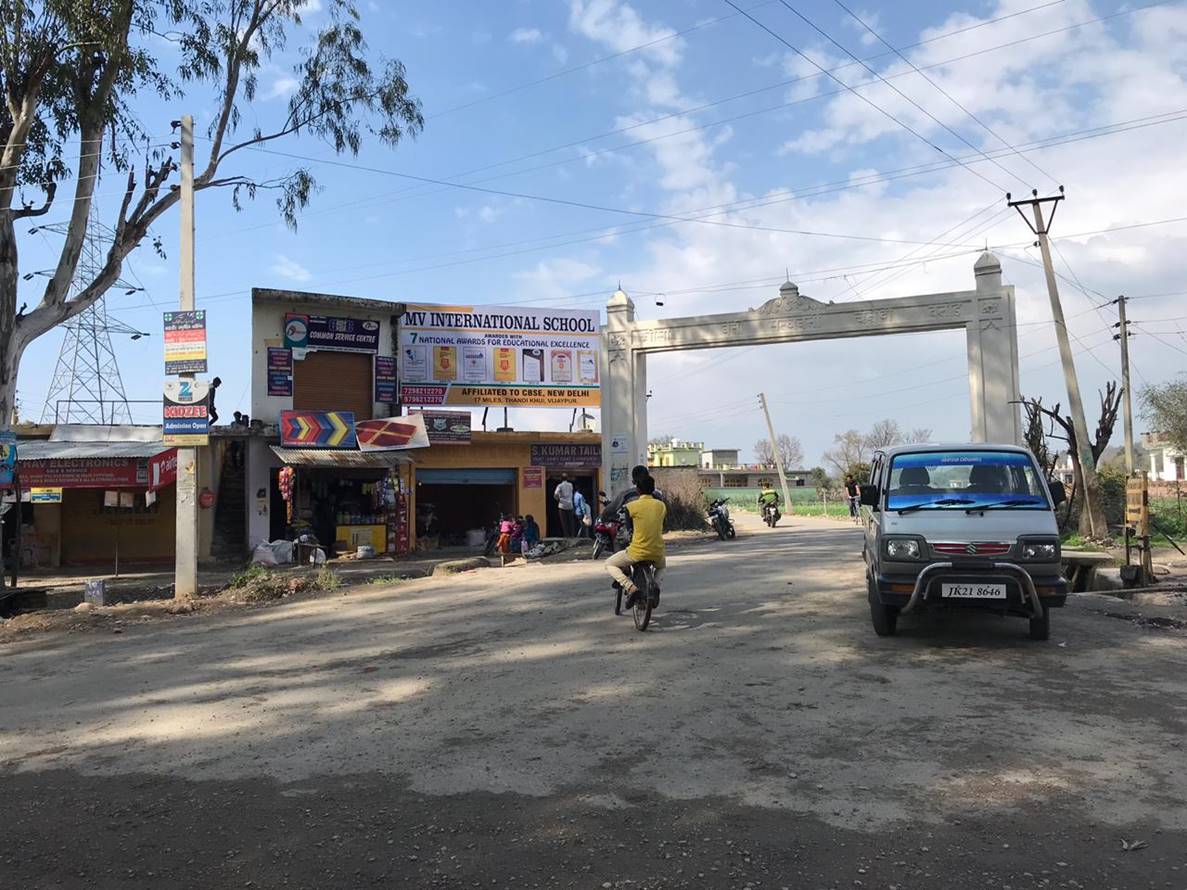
[632,568,653,631]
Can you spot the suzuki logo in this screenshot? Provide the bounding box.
[965,543,978,554]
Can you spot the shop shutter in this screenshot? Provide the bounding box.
[293,351,373,421]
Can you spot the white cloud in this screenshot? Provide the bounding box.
[552,43,570,64]
[270,254,311,283]
[265,75,299,100]
[840,9,882,47]
[509,27,544,44]
[515,258,601,297]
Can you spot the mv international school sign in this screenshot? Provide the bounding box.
[398,304,600,409]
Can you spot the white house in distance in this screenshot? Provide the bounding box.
[701,448,740,469]
[1143,432,1184,482]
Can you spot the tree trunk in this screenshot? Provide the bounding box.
[1077,454,1108,538]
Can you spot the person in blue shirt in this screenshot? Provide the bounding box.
[572,489,590,538]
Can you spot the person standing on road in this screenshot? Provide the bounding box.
[572,488,590,538]
[554,473,576,538]
[844,474,860,518]
[604,474,667,606]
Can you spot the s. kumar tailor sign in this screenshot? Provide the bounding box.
[529,444,602,468]
[399,304,600,408]
[285,313,380,355]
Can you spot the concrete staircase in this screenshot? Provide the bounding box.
[212,451,247,560]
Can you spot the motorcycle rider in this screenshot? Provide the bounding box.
[604,474,666,606]
[758,485,781,523]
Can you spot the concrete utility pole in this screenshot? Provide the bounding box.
[175,114,198,598]
[1008,189,1105,538]
[758,392,793,514]
[1114,294,1136,475]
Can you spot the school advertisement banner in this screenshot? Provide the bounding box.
[398,304,600,408]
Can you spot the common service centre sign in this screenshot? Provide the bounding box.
[398,304,600,408]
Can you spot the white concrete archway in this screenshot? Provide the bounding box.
[599,252,1021,494]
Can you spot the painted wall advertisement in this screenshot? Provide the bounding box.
[285,313,380,359]
[162,380,211,446]
[398,304,600,408]
[267,347,293,396]
[163,310,207,375]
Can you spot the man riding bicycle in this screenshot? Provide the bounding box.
[604,474,666,608]
[844,474,861,518]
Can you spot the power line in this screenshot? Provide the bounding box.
[775,0,1027,190]
[831,0,1061,189]
[724,0,1008,193]
[241,143,993,248]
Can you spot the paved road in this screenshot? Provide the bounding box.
[2,514,1186,889]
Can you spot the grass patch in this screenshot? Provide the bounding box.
[365,575,406,586]
[223,565,342,603]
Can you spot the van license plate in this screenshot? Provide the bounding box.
[942,583,1006,599]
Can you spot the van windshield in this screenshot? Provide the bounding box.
[886,450,1049,511]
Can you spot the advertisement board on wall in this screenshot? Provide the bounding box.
[374,355,398,403]
[398,304,600,408]
[411,409,472,444]
[529,444,602,469]
[162,380,211,446]
[0,431,15,487]
[19,449,177,490]
[267,347,293,396]
[285,313,380,357]
[163,310,207,375]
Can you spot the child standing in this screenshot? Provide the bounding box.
[496,514,514,555]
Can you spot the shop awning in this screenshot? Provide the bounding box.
[270,446,414,468]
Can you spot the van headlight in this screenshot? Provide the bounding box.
[884,537,922,559]
[1020,539,1059,560]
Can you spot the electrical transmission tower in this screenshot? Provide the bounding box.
[34,211,151,425]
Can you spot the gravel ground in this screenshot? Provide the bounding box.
[2,513,1185,889]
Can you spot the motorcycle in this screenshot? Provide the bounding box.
[592,493,630,559]
[707,498,735,540]
[762,501,781,528]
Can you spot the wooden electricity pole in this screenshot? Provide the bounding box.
[1008,189,1106,538]
[1114,294,1136,475]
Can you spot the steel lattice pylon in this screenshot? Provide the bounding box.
[38,208,150,424]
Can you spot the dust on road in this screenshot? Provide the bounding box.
[2,514,1185,888]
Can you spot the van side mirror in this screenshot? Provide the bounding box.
[1048,479,1066,507]
[859,484,880,507]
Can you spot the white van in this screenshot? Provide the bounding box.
[861,443,1068,640]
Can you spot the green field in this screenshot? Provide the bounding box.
[705,487,856,521]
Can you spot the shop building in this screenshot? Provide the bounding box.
[10,425,178,568]
[248,287,601,554]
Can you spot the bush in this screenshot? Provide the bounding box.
[650,468,710,531]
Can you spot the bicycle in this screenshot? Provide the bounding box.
[612,561,660,631]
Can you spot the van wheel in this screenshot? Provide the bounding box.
[1028,605,1050,641]
[870,600,898,636]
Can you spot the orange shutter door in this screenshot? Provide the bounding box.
[293,351,374,421]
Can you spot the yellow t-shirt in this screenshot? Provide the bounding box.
[626,495,667,562]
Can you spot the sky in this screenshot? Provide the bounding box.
[14,0,1187,468]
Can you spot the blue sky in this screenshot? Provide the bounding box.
[15,0,1187,466]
